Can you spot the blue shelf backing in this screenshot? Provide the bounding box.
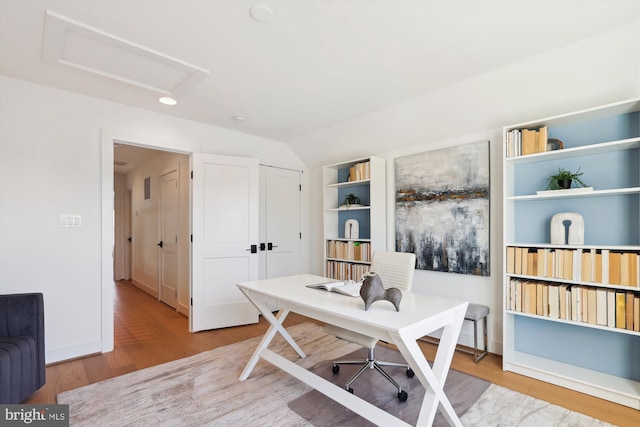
[515,315,640,381]
[338,209,370,239]
[513,195,639,246]
[514,149,639,196]
[548,111,639,148]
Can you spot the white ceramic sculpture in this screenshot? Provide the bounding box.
[550,212,584,245]
[345,219,359,239]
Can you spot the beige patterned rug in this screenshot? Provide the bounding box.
[57,322,610,426]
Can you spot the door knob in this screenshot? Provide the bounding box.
[267,242,279,250]
[157,241,163,248]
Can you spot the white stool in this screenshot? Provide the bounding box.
[420,303,489,363]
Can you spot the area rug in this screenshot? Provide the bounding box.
[57,322,611,426]
[288,345,490,426]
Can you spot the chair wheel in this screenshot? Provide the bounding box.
[347,387,354,394]
[332,364,339,374]
[398,390,408,401]
[406,368,415,378]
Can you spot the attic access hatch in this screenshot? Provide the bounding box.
[42,10,209,96]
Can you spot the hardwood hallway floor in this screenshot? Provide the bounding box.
[25,280,638,426]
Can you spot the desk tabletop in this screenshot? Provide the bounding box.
[237,274,467,337]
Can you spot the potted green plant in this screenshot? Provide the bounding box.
[545,167,587,190]
[341,193,361,207]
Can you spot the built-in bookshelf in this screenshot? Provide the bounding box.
[502,98,640,409]
[323,156,386,281]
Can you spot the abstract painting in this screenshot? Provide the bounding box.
[395,141,490,276]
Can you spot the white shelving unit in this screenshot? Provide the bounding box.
[323,156,386,280]
[502,98,640,409]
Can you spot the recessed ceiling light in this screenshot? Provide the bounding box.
[159,97,177,106]
[249,4,274,23]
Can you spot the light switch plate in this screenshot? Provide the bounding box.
[60,214,82,227]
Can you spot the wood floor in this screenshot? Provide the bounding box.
[25,280,638,426]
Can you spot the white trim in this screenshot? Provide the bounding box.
[100,128,192,354]
[47,340,102,364]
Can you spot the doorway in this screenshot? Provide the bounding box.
[112,142,187,313]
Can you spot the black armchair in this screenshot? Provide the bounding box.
[0,293,46,403]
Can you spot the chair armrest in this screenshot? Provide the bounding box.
[0,293,45,386]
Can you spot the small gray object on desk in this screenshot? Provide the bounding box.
[421,303,489,363]
[359,272,402,311]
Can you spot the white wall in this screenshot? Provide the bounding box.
[0,76,306,363]
[306,22,640,354]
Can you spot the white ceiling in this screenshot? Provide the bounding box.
[1,0,639,159]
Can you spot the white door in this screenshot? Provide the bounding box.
[259,166,302,279]
[159,168,179,309]
[190,153,259,332]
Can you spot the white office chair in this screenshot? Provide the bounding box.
[324,250,416,401]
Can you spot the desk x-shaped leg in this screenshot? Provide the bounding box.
[389,303,467,427]
[239,290,306,381]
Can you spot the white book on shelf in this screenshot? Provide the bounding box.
[596,288,608,326]
[548,285,560,319]
[572,249,582,281]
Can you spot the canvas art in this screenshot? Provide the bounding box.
[395,141,490,276]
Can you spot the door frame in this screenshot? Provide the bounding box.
[100,129,192,353]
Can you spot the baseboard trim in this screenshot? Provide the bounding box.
[132,279,159,299]
[46,340,102,364]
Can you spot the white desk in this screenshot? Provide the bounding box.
[237,274,468,427]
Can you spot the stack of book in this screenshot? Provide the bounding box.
[348,161,370,181]
[326,240,371,261]
[506,246,640,286]
[507,278,640,331]
[505,126,548,158]
[326,260,370,282]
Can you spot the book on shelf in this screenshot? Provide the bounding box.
[634,294,640,332]
[348,161,370,182]
[548,285,560,318]
[326,240,371,262]
[505,126,548,158]
[626,292,635,331]
[596,288,607,326]
[615,292,626,329]
[506,245,640,287]
[306,280,362,298]
[607,289,616,327]
[609,252,622,285]
[570,286,580,322]
[582,250,592,282]
[559,284,569,320]
[506,246,515,274]
[537,248,546,277]
[326,260,370,282]
[586,288,597,325]
[507,277,639,332]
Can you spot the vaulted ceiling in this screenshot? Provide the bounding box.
[1,1,638,154]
